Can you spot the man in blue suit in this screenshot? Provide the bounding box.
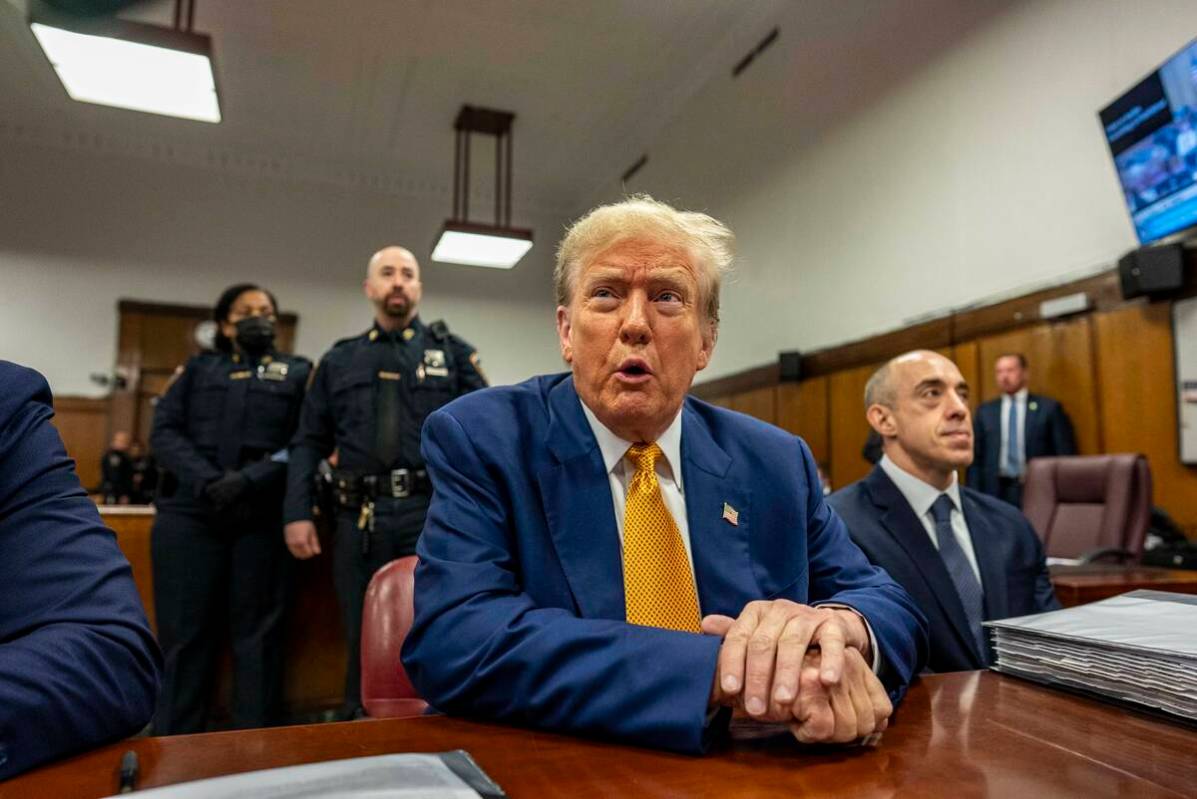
[403,197,928,753]
[968,353,1076,507]
[0,361,161,779]
[830,351,1059,673]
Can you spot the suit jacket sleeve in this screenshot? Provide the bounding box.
[1025,516,1062,612]
[0,366,161,779]
[1048,401,1078,456]
[402,409,723,754]
[799,441,929,700]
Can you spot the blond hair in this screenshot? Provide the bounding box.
[554,195,734,325]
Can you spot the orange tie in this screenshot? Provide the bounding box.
[622,443,701,633]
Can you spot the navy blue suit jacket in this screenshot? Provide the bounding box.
[829,466,1059,673]
[402,374,928,753]
[0,362,161,779]
[968,394,1076,496]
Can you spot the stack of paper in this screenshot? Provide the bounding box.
[985,590,1197,722]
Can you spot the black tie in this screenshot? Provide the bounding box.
[374,336,402,468]
[929,494,988,663]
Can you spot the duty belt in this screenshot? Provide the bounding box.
[332,468,430,505]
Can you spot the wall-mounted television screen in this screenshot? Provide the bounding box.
[1100,38,1197,245]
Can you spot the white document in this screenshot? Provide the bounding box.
[102,753,486,799]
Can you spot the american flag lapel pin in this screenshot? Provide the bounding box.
[722,502,739,526]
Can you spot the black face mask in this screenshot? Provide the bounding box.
[234,316,276,354]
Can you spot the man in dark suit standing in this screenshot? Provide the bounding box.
[829,351,1059,672]
[968,353,1076,507]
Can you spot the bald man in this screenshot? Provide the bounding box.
[828,351,1058,673]
[284,246,487,715]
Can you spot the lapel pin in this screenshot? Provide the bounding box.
[722,502,739,526]
[1029,401,1038,411]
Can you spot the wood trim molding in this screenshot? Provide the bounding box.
[693,265,1159,397]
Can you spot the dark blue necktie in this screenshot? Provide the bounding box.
[930,494,988,663]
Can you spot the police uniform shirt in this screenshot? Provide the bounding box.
[151,350,312,502]
[283,316,487,524]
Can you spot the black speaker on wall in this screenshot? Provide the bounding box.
[779,350,802,382]
[1118,243,1185,300]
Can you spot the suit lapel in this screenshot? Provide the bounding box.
[679,404,756,617]
[535,377,625,621]
[864,467,984,663]
[1023,393,1043,459]
[962,491,1008,621]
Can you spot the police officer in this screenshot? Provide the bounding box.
[151,283,311,734]
[284,246,487,716]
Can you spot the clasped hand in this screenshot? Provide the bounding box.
[704,600,892,743]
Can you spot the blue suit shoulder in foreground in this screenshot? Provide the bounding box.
[0,361,161,779]
[402,373,928,753]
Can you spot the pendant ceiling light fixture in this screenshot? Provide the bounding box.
[29,0,221,124]
[431,105,533,269]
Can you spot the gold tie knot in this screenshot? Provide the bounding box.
[626,442,662,474]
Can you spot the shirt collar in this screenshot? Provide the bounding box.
[1002,388,1028,403]
[579,400,684,492]
[371,315,422,342]
[878,453,961,518]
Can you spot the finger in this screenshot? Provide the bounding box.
[845,653,876,738]
[791,662,833,743]
[813,619,847,686]
[716,603,762,697]
[827,677,858,743]
[863,668,894,730]
[309,530,322,556]
[771,614,816,708]
[701,614,736,637]
[743,604,798,717]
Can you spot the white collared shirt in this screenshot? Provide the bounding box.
[579,402,695,576]
[878,455,982,582]
[999,388,1028,477]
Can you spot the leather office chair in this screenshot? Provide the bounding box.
[360,555,428,718]
[1021,454,1152,563]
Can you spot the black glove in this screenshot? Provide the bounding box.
[204,471,250,509]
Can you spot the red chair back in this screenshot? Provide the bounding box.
[360,555,427,718]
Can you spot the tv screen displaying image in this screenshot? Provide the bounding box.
[1100,38,1197,245]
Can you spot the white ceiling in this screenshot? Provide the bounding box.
[0,0,792,218]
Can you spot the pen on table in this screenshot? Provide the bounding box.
[119,749,138,793]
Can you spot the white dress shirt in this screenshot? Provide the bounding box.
[579,402,695,575]
[999,388,1028,478]
[879,455,982,582]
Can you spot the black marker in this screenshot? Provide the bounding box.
[119,749,138,793]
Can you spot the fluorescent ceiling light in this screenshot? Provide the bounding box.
[31,21,220,123]
[432,224,533,269]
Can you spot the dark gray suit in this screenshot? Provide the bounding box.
[830,466,1059,673]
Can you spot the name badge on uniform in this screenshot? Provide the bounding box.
[378,370,401,381]
[423,349,449,377]
[229,370,253,380]
[259,361,290,382]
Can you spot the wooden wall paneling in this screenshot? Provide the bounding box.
[1094,302,1197,535]
[975,317,1101,455]
[777,377,830,467]
[52,396,110,490]
[952,340,981,413]
[829,363,880,492]
[705,395,732,408]
[729,386,777,425]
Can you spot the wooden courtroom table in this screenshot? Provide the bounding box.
[6,672,1194,798]
[1050,563,1197,607]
